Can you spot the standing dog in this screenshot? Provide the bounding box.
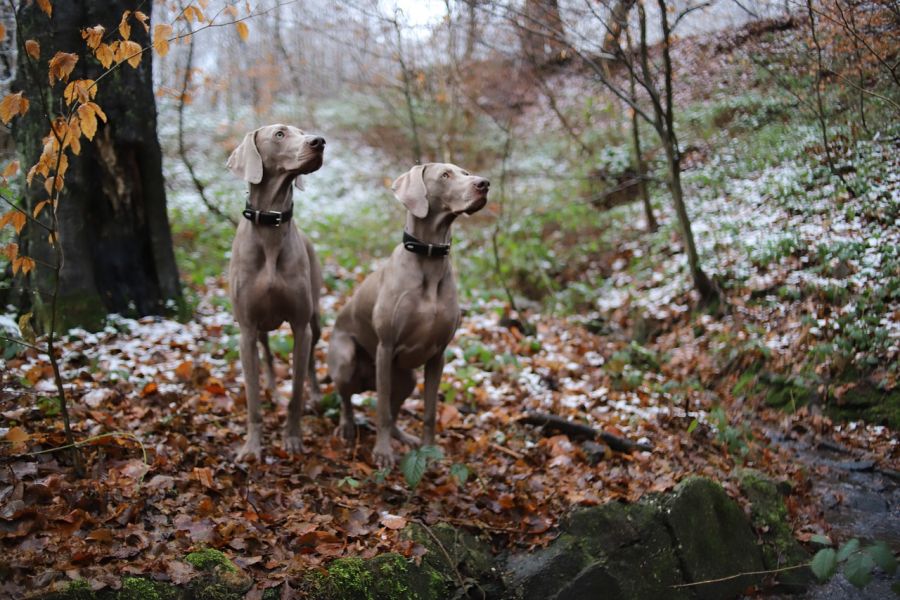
[327,163,489,467]
[226,124,325,462]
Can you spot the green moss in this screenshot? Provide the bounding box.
[117,577,177,600]
[60,579,95,600]
[326,557,374,600]
[739,470,811,590]
[184,548,238,573]
[190,582,242,600]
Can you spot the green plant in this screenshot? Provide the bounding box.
[810,537,897,589]
[399,445,444,490]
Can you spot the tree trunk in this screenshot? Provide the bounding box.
[662,140,717,303]
[518,0,566,66]
[13,0,181,331]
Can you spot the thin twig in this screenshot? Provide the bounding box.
[671,563,809,588]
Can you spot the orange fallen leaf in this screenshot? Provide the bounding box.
[380,514,407,530]
[5,426,29,444]
[141,381,158,397]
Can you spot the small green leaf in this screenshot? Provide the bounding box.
[810,548,837,582]
[809,534,832,546]
[419,445,444,461]
[837,538,860,562]
[450,463,469,485]
[843,551,874,589]
[686,418,698,435]
[400,449,428,490]
[337,476,360,489]
[865,541,897,575]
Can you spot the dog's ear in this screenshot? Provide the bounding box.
[226,130,263,184]
[392,164,428,218]
[293,175,304,191]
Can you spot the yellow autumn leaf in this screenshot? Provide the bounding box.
[4,426,29,444]
[0,92,29,124]
[86,102,107,123]
[63,79,98,105]
[3,160,19,179]
[81,25,105,50]
[77,104,98,140]
[48,51,78,85]
[235,21,249,42]
[134,11,150,32]
[19,257,36,275]
[121,40,143,68]
[25,39,40,60]
[225,5,238,17]
[2,242,18,262]
[67,119,82,156]
[153,24,172,57]
[33,200,50,218]
[36,0,52,18]
[119,10,131,40]
[95,43,114,69]
[0,210,26,234]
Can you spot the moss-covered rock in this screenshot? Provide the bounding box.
[296,552,452,600]
[183,548,250,600]
[117,577,178,600]
[739,469,812,591]
[402,522,501,597]
[557,501,689,600]
[662,477,765,600]
[503,533,591,600]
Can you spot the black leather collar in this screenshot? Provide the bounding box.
[242,203,293,226]
[403,231,450,257]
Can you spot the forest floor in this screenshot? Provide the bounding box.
[0,264,897,596]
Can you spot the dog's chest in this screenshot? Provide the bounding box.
[393,296,458,366]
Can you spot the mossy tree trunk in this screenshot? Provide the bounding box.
[12,0,181,331]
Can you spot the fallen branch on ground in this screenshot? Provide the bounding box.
[519,412,653,453]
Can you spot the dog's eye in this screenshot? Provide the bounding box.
[441,172,450,179]
[275,131,285,139]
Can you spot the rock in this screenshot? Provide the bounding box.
[739,469,812,592]
[663,477,765,600]
[504,534,590,600]
[561,501,689,600]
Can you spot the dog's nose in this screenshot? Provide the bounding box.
[309,137,325,150]
[475,178,490,191]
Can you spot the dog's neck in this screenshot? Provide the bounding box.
[405,211,456,248]
[248,171,295,213]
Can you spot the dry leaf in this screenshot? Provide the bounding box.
[48,52,78,85]
[36,0,52,18]
[153,24,172,57]
[81,25,105,50]
[118,10,131,40]
[0,92,30,124]
[380,514,407,530]
[95,43,114,69]
[134,11,150,32]
[235,21,249,42]
[5,426,29,444]
[3,160,19,179]
[25,39,40,60]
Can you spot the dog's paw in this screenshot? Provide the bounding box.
[391,425,421,448]
[237,438,263,463]
[334,420,357,442]
[373,443,395,469]
[282,434,305,455]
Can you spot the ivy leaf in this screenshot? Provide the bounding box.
[865,541,897,575]
[837,538,860,562]
[843,551,874,589]
[810,548,837,582]
[809,534,832,546]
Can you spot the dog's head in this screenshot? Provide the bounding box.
[226,124,325,190]
[391,163,489,219]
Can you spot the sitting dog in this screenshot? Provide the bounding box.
[327,163,489,467]
[226,124,325,461]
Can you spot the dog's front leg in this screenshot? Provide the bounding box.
[284,322,311,455]
[373,342,395,468]
[237,325,263,462]
[422,350,445,447]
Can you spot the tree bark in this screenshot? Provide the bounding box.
[518,0,566,66]
[13,0,181,331]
